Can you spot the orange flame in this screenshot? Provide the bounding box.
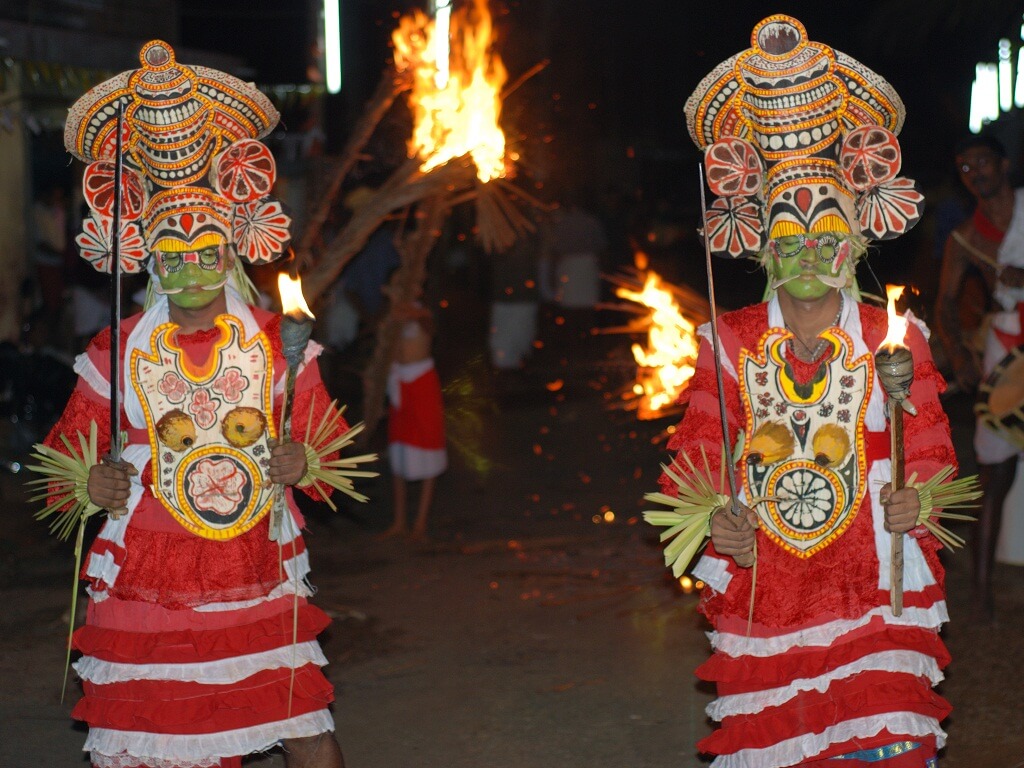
[880,284,907,350]
[392,0,507,182]
[278,273,315,321]
[616,270,699,417]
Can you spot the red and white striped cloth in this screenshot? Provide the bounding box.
[664,296,955,767]
[45,296,342,768]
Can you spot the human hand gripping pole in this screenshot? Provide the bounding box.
[874,286,917,616]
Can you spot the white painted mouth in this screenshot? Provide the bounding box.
[770,272,846,291]
[152,276,229,295]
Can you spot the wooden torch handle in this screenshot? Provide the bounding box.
[890,406,905,616]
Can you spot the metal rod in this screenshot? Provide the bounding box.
[109,102,125,462]
[698,164,740,516]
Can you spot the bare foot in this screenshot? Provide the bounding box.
[409,527,430,543]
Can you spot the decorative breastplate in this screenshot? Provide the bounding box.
[740,327,873,558]
[131,315,276,540]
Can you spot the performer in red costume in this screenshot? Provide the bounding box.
[666,15,955,767]
[46,41,349,768]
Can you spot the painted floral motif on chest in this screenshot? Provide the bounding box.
[740,327,874,558]
[131,314,277,540]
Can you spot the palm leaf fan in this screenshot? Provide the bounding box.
[907,468,982,550]
[298,400,379,510]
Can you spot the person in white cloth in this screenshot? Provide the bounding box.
[934,133,1024,621]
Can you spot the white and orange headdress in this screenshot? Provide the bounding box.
[64,40,290,274]
[685,14,924,260]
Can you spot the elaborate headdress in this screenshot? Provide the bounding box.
[64,40,291,274]
[685,14,923,260]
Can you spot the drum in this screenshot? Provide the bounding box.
[976,343,1024,450]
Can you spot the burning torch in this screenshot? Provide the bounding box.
[874,285,916,616]
[271,272,316,541]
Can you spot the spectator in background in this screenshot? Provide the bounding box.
[383,292,447,541]
[934,132,1024,621]
[321,186,401,352]
[543,191,608,312]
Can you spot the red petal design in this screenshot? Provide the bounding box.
[215,139,277,203]
[706,138,764,197]
[841,126,902,191]
[82,161,146,219]
[857,178,924,240]
[232,199,291,263]
[705,197,765,258]
[75,214,149,273]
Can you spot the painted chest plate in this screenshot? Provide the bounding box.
[740,327,874,558]
[131,315,277,540]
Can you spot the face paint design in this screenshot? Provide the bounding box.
[154,245,232,309]
[768,233,851,300]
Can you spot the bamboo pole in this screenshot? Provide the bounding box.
[889,405,905,615]
[874,343,914,617]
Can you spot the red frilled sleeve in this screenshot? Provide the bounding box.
[44,328,112,457]
[858,304,959,554]
[659,305,762,499]
[260,312,351,505]
[858,305,958,484]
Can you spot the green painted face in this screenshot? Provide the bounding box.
[155,246,231,309]
[768,233,846,301]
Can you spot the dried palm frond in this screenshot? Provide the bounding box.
[299,401,379,510]
[642,445,732,578]
[907,467,981,550]
[26,421,103,541]
[474,178,536,254]
[25,421,104,701]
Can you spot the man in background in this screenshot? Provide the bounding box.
[934,133,1024,620]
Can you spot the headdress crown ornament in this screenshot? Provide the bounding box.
[65,40,291,273]
[685,14,924,259]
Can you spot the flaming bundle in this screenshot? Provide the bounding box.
[613,266,702,419]
[392,0,507,182]
[391,0,532,252]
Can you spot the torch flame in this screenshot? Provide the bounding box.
[392,0,507,182]
[880,284,907,351]
[278,273,315,321]
[617,270,699,417]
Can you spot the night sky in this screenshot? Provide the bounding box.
[180,0,1024,186]
[180,0,1024,299]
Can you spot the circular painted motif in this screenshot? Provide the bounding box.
[176,449,257,528]
[766,460,846,537]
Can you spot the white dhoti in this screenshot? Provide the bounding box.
[489,301,538,369]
